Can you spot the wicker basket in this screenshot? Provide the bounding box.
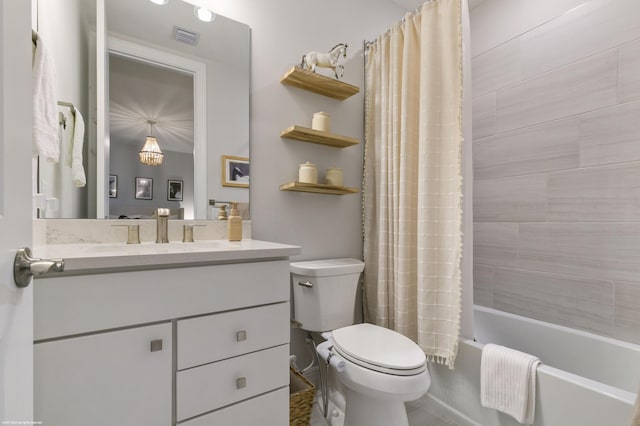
[289,367,316,426]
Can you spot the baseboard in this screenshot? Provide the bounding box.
[423,393,481,426]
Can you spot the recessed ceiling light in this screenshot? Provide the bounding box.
[149,0,169,4]
[194,7,215,22]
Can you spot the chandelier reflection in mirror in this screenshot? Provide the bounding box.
[139,120,164,166]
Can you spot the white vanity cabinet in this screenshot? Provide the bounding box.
[33,243,298,426]
[176,301,290,422]
[35,323,172,426]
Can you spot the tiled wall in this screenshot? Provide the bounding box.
[472,0,640,344]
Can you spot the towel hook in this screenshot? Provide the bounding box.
[59,111,67,129]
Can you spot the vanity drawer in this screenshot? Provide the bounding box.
[178,387,288,426]
[35,260,289,340]
[177,302,289,370]
[176,344,289,421]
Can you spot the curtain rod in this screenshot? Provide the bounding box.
[365,0,440,51]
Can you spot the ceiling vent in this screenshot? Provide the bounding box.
[173,27,199,46]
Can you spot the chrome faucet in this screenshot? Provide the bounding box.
[156,208,170,243]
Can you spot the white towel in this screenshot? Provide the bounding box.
[481,343,541,424]
[71,109,86,187]
[32,31,59,162]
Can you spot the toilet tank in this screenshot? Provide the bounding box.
[290,258,365,332]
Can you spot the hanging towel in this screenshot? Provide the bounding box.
[70,109,86,187]
[32,31,59,162]
[481,343,541,424]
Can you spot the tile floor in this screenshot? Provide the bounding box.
[309,398,460,426]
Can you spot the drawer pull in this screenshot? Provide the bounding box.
[236,330,247,342]
[150,339,163,352]
[298,281,313,288]
[236,377,247,389]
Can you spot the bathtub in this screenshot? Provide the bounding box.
[423,306,638,426]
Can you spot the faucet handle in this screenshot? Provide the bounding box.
[182,224,205,243]
[112,224,141,244]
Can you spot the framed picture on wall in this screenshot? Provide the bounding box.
[221,155,250,188]
[109,175,118,198]
[135,177,153,200]
[167,180,183,201]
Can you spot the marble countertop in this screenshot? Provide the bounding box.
[33,239,301,275]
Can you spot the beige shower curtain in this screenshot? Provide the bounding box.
[363,0,463,368]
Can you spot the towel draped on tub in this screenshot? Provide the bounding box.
[481,343,541,425]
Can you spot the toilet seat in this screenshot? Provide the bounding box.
[332,323,426,376]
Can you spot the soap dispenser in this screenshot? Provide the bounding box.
[227,202,242,241]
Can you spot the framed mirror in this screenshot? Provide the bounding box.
[34,0,250,220]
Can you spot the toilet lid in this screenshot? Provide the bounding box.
[332,323,426,376]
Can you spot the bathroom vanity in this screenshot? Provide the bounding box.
[32,240,300,426]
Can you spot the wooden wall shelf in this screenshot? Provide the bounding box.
[280,67,360,100]
[280,125,359,148]
[280,182,359,195]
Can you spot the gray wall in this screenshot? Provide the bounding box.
[211,0,407,261]
[209,0,408,366]
[471,0,640,344]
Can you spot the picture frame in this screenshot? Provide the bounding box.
[135,177,153,200]
[109,175,118,198]
[167,179,183,201]
[221,155,250,188]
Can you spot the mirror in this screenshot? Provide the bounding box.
[35,0,250,220]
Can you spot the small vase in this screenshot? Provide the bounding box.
[299,162,318,184]
[312,112,330,132]
[324,167,344,187]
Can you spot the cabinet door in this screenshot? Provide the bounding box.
[35,323,172,426]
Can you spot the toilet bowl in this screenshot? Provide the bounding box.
[290,259,430,426]
[330,323,430,426]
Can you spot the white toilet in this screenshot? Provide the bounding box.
[291,258,430,426]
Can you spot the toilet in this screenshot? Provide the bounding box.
[291,258,430,426]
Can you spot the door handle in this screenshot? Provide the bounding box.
[13,247,64,288]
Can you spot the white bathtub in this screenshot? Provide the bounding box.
[423,306,638,426]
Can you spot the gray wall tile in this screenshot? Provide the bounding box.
[473,264,494,307]
[520,0,640,79]
[548,163,640,222]
[473,222,518,268]
[474,174,547,222]
[579,100,640,167]
[471,1,640,345]
[493,268,614,335]
[472,92,496,139]
[495,51,618,133]
[613,281,640,344]
[619,39,640,103]
[472,38,521,98]
[474,118,579,180]
[519,223,640,282]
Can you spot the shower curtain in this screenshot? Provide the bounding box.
[363,0,463,368]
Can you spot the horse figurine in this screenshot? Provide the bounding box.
[300,43,348,79]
